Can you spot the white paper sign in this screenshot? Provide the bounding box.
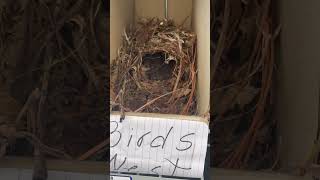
[110,114,209,178]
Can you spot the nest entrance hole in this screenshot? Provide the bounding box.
[141,52,176,81]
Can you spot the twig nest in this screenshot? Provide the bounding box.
[111,18,197,115]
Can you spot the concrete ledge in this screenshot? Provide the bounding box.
[213,169,312,180]
[0,156,106,174]
[0,168,106,180]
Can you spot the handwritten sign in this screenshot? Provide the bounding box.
[110,114,209,178]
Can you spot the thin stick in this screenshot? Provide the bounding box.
[211,0,230,82]
[90,0,106,59]
[135,89,182,113]
[13,37,86,81]
[181,50,196,115]
[15,131,72,159]
[170,60,183,102]
[15,88,40,126]
[32,144,48,180]
[77,138,109,161]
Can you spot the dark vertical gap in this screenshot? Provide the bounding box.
[316,82,320,140]
[209,0,214,172]
[274,0,282,122]
[273,0,281,169]
[209,0,212,171]
[316,84,320,164]
[106,0,110,176]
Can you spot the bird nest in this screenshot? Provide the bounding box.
[111,18,197,115]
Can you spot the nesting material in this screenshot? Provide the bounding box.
[211,0,278,169]
[0,0,108,162]
[111,18,197,115]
